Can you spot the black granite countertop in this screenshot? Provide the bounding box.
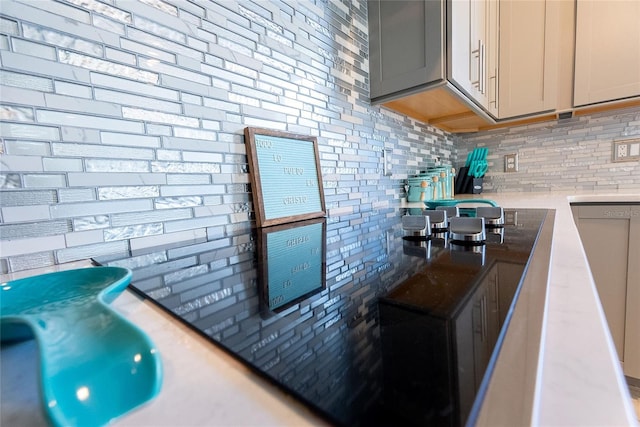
[96,207,549,427]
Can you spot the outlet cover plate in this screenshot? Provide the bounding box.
[613,139,640,162]
[504,153,518,172]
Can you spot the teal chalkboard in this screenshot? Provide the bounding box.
[257,218,326,313]
[245,127,326,227]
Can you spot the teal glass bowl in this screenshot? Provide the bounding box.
[1,267,162,426]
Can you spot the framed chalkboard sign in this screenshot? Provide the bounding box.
[244,127,326,227]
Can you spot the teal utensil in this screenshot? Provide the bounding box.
[465,151,474,167]
[1,267,162,427]
[471,159,488,177]
[424,198,498,209]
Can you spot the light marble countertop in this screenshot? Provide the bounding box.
[2,191,639,426]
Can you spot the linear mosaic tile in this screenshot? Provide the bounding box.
[58,188,96,203]
[104,223,164,242]
[22,23,103,56]
[98,186,159,200]
[59,50,159,84]
[111,208,192,227]
[8,251,56,273]
[2,0,460,272]
[66,0,132,23]
[0,122,60,140]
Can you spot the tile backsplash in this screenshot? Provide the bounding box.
[457,107,640,192]
[0,0,454,273]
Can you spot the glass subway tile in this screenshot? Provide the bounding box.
[164,264,209,285]
[0,122,60,140]
[22,23,103,56]
[120,39,175,63]
[154,196,202,209]
[9,252,56,273]
[90,72,178,100]
[59,189,96,203]
[59,51,158,84]
[85,159,149,173]
[92,14,126,35]
[122,107,199,128]
[0,174,22,189]
[166,174,211,185]
[0,106,34,122]
[139,0,179,16]
[4,140,50,156]
[66,0,132,23]
[173,127,217,141]
[98,186,159,200]
[56,240,128,264]
[55,144,154,161]
[151,161,221,174]
[104,223,164,241]
[133,16,184,43]
[38,110,143,133]
[24,174,67,188]
[11,38,57,60]
[0,220,70,239]
[111,208,192,227]
[0,17,19,35]
[126,28,202,61]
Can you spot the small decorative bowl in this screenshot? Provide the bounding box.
[1,267,162,426]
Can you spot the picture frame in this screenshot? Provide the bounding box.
[256,217,326,313]
[244,127,326,227]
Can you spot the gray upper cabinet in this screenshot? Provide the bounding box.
[367,0,560,132]
[368,1,640,133]
[368,0,445,101]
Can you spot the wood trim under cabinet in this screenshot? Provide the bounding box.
[382,91,640,134]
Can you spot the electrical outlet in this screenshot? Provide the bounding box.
[618,143,628,158]
[504,153,518,172]
[613,139,640,162]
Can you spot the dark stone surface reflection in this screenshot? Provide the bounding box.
[98,208,548,427]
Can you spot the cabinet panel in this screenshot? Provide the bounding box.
[498,0,558,118]
[450,0,496,111]
[574,0,640,106]
[572,204,640,379]
[577,217,629,359]
[368,0,445,101]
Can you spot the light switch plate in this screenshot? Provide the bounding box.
[383,148,392,176]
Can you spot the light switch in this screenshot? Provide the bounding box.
[383,148,392,176]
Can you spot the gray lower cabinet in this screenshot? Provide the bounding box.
[572,204,640,379]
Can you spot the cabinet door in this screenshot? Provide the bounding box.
[574,0,640,106]
[450,0,489,109]
[572,204,640,379]
[485,0,499,117]
[498,0,558,118]
[368,0,445,102]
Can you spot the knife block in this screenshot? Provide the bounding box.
[472,177,483,194]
